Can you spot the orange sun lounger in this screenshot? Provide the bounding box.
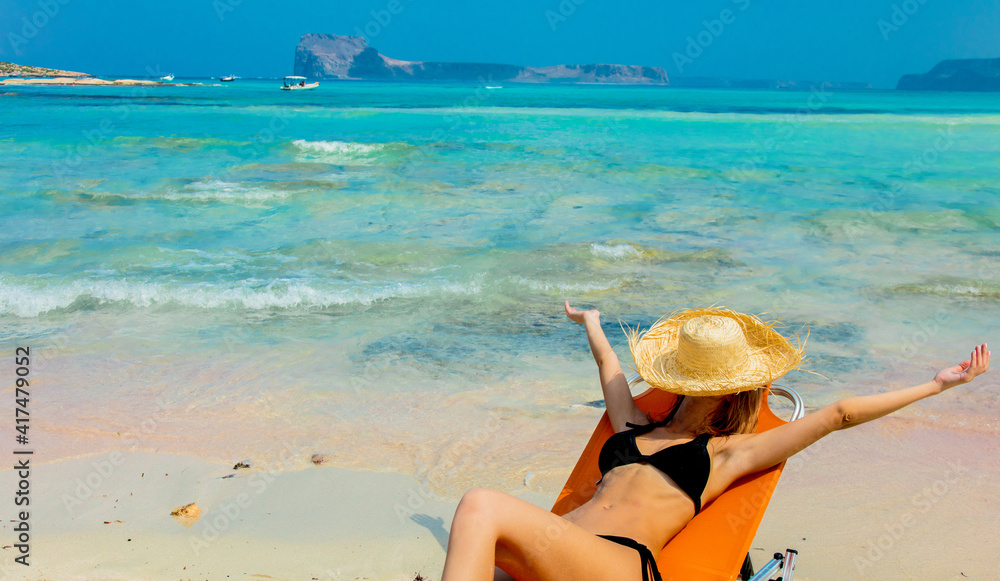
[551,375,803,581]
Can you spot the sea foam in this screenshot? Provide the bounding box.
[589,242,643,261]
[0,276,484,318]
[81,180,294,205]
[290,139,404,164]
[508,275,625,293]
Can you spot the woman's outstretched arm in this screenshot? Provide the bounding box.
[564,301,645,432]
[722,344,991,478]
[838,344,989,428]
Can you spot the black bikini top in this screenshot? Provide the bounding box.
[597,416,712,514]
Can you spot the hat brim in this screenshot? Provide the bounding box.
[625,308,804,396]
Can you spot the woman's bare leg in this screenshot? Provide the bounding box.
[441,488,644,581]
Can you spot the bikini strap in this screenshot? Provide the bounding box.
[597,535,661,581]
[624,420,660,435]
[624,396,685,435]
[623,412,673,435]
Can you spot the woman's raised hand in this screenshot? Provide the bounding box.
[934,343,990,391]
[564,300,599,324]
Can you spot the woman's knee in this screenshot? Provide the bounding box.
[455,488,504,525]
[456,487,502,519]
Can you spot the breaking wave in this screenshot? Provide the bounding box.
[0,276,484,318]
[290,139,413,164]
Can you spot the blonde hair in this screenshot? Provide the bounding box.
[704,388,764,436]
[652,388,765,436]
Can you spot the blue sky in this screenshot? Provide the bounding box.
[2,0,999,87]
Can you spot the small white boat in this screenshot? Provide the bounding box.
[485,86,502,89]
[280,76,318,90]
[160,74,175,81]
[220,75,238,82]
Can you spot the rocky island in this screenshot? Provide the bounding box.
[294,34,668,84]
[0,62,216,87]
[0,62,91,78]
[897,58,1000,91]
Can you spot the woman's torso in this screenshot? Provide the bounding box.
[562,427,740,552]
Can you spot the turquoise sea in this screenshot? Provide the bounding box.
[1,80,998,497]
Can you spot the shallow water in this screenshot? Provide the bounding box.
[1,81,998,498]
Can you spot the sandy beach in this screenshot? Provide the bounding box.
[1,77,213,87]
[1,413,997,581]
[0,451,553,581]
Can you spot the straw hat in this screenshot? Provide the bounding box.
[624,308,804,396]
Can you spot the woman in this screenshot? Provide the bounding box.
[440,301,990,581]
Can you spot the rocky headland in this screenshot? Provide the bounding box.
[293,34,668,84]
[1,77,208,87]
[897,58,1000,91]
[0,62,91,78]
[0,62,215,87]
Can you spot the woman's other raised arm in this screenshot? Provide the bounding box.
[564,301,646,432]
[722,344,991,479]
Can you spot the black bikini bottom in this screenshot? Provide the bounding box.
[596,535,663,581]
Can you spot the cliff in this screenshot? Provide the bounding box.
[293,34,668,84]
[897,58,1000,91]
